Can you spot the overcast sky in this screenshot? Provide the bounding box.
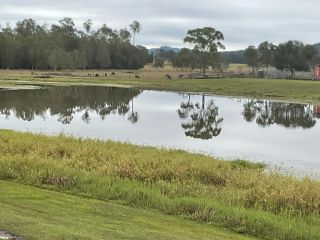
[1,0,319,50]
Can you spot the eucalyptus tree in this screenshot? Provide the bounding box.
[96,41,111,68]
[272,41,309,75]
[172,48,196,71]
[184,27,225,77]
[153,58,164,68]
[51,17,79,51]
[119,28,131,43]
[83,19,93,35]
[302,44,318,72]
[14,19,51,70]
[258,41,275,72]
[96,24,116,41]
[0,24,16,68]
[130,21,141,46]
[244,46,259,73]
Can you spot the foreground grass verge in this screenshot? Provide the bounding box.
[1,70,320,103]
[0,130,319,239]
[0,180,253,240]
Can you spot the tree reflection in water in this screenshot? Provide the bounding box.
[128,98,139,124]
[0,86,141,124]
[243,100,318,129]
[178,94,223,140]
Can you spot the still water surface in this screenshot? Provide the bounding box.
[0,86,319,174]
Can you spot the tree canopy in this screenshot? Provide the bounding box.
[244,46,259,72]
[0,18,150,70]
[243,40,319,75]
[130,21,142,46]
[184,27,225,77]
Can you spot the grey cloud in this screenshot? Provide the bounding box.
[1,0,320,50]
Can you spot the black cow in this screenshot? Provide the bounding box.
[165,74,172,80]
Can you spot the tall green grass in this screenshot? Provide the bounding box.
[0,129,319,239]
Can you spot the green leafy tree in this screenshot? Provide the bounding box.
[258,41,275,72]
[119,28,131,43]
[96,41,111,69]
[211,53,229,72]
[153,58,164,68]
[184,27,225,77]
[51,18,78,51]
[0,24,16,68]
[48,49,71,70]
[128,55,141,69]
[244,46,259,73]
[96,24,116,41]
[172,48,197,71]
[0,18,150,70]
[70,50,87,69]
[302,44,318,71]
[273,41,309,75]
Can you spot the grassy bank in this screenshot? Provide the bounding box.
[0,130,319,240]
[1,70,320,103]
[0,181,254,240]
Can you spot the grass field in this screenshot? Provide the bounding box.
[1,68,320,104]
[0,180,255,240]
[0,130,319,240]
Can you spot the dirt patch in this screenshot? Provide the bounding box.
[0,231,20,240]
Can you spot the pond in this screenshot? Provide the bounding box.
[0,85,319,174]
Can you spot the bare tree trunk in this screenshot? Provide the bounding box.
[133,32,136,46]
[202,95,205,109]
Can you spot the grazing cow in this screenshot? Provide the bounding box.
[111,72,116,76]
[165,74,172,80]
[95,73,99,77]
[178,74,184,79]
[135,75,140,79]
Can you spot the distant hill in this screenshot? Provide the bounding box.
[148,46,245,63]
[220,50,245,64]
[148,46,181,54]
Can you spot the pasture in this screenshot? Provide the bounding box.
[1,67,320,104]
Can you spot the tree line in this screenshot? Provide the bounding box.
[243,41,319,74]
[0,18,151,70]
[159,40,319,76]
[155,31,320,77]
[2,19,319,75]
